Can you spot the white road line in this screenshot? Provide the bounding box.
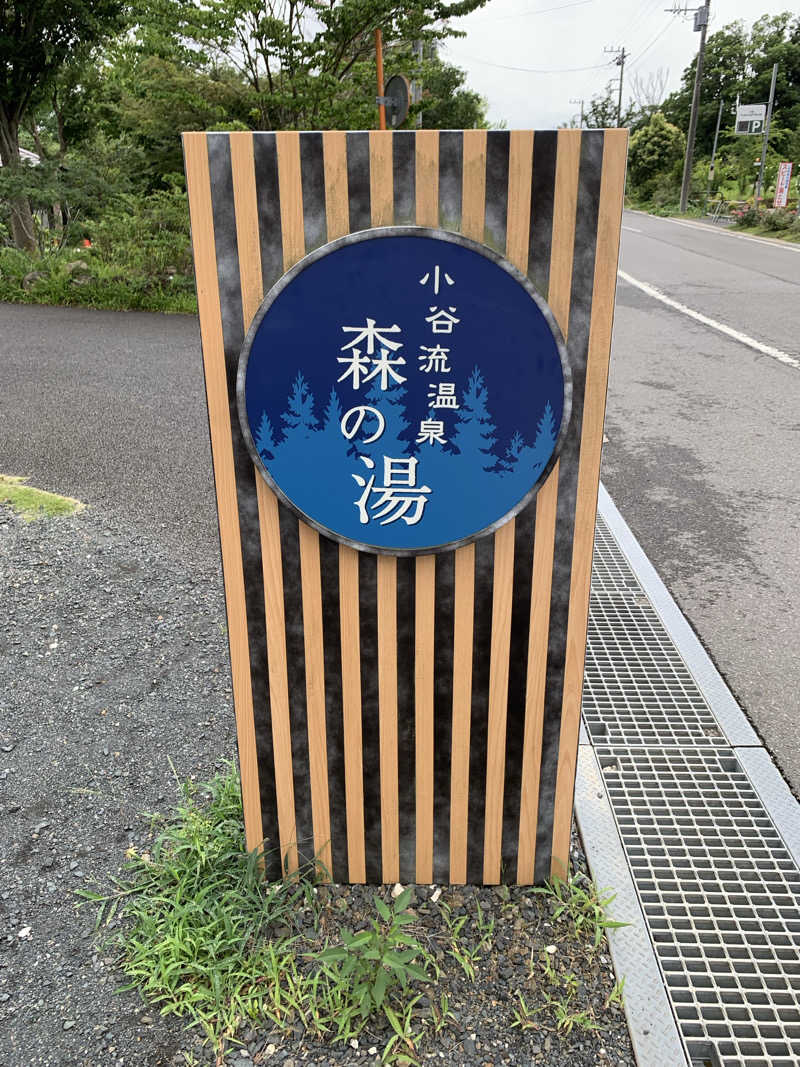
[618,270,800,371]
[630,211,800,253]
[622,225,642,233]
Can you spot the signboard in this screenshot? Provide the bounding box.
[239,228,569,555]
[774,161,793,208]
[736,103,766,135]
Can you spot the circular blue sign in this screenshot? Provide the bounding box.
[238,227,570,555]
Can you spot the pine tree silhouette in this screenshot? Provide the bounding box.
[321,388,342,439]
[255,410,276,460]
[505,430,524,471]
[450,366,500,472]
[281,371,318,441]
[533,401,557,456]
[360,378,410,459]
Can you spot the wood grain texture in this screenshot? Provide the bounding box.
[323,132,349,241]
[551,130,627,879]
[449,541,475,883]
[230,133,263,327]
[298,520,332,876]
[482,517,516,884]
[256,480,297,871]
[415,130,439,228]
[183,133,264,856]
[339,546,366,882]
[369,131,393,227]
[505,131,534,273]
[549,131,581,336]
[461,130,487,242]
[415,553,436,883]
[377,554,399,883]
[516,464,558,882]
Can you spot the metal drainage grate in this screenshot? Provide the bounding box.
[585,517,725,747]
[597,746,800,1067]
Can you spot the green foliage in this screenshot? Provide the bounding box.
[315,888,433,1037]
[627,112,685,201]
[0,475,83,520]
[531,874,628,951]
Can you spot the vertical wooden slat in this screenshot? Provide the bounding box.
[377,555,399,882]
[548,130,582,337]
[448,129,486,884]
[412,130,439,884]
[516,465,558,882]
[275,130,333,875]
[551,130,627,879]
[339,546,366,882]
[322,129,366,881]
[414,554,436,882]
[482,518,516,883]
[230,131,298,872]
[449,541,475,883]
[183,133,264,856]
[298,521,332,875]
[366,132,400,883]
[482,131,532,884]
[256,481,298,871]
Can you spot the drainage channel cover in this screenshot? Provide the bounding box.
[596,745,800,1067]
[585,516,725,747]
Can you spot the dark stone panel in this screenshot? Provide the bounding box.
[432,551,455,883]
[253,133,284,294]
[392,132,416,224]
[484,131,510,253]
[396,557,416,883]
[319,536,348,882]
[500,502,537,882]
[207,133,280,879]
[300,133,327,254]
[346,133,372,233]
[534,131,604,884]
[466,534,494,884]
[438,131,463,233]
[358,552,382,883]
[529,131,557,299]
[278,505,315,867]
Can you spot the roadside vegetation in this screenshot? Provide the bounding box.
[79,763,628,1065]
[0,475,84,521]
[0,0,490,315]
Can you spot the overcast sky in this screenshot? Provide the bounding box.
[439,0,800,129]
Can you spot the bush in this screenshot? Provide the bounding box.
[762,209,795,232]
[734,207,761,228]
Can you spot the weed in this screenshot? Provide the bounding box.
[605,977,626,1010]
[439,897,494,981]
[531,874,628,949]
[383,994,423,1065]
[510,991,538,1031]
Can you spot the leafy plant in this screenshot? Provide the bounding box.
[438,896,494,981]
[315,888,432,1038]
[531,874,628,950]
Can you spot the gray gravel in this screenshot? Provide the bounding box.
[0,503,634,1066]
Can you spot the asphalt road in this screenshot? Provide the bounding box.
[604,211,800,792]
[1,211,798,792]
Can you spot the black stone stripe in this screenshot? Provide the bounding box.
[528,132,557,298]
[501,135,559,882]
[467,535,494,884]
[206,133,279,878]
[252,134,283,293]
[534,130,605,883]
[432,550,455,883]
[484,130,510,252]
[438,131,463,233]
[396,556,416,884]
[358,552,382,883]
[346,132,371,232]
[392,132,415,224]
[300,132,327,254]
[278,505,315,867]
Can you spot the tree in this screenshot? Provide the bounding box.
[280,372,318,439]
[627,112,685,200]
[584,83,636,130]
[450,366,500,472]
[255,410,276,459]
[0,0,125,250]
[419,57,488,129]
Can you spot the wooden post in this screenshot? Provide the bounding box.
[375,29,386,131]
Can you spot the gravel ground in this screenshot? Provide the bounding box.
[0,504,635,1067]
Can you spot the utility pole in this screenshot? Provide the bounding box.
[375,28,386,131]
[754,62,779,205]
[604,47,626,126]
[569,97,586,127]
[679,0,710,212]
[704,97,724,214]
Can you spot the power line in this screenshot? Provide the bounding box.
[627,17,677,70]
[443,49,614,74]
[469,0,593,24]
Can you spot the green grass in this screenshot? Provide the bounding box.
[0,474,84,520]
[0,246,197,314]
